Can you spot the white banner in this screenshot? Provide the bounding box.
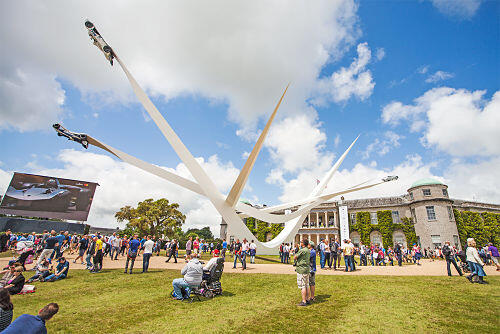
[339,205,349,247]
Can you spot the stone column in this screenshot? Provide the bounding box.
[325,211,328,227]
[316,212,319,227]
[308,213,311,228]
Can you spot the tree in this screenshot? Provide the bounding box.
[185,227,214,241]
[115,198,186,239]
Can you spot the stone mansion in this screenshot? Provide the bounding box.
[221,178,500,250]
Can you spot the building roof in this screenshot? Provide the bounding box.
[410,178,444,188]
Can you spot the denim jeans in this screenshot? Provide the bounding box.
[350,255,355,271]
[344,255,350,271]
[320,251,325,268]
[86,253,93,268]
[241,251,247,269]
[172,278,190,300]
[143,253,152,272]
[45,273,66,281]
[233,253,242,268]
[446,257,462,276]
[111,246,120,260]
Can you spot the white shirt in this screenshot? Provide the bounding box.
[143,240,155,254]
[242,242,250,252]
[249,242,257,250]
[466,247,483,265]
[203,257,219,271]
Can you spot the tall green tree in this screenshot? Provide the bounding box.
[115,198,186,238]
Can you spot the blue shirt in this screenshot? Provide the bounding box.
[129,239,141,252]
[56,261,69,275]
[222,241,227,249]
[310,249,317,273]
[2,314,47,334]
[44,237,58,250]
[56,234,65,245]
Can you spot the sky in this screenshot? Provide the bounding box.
[0,0,498,235]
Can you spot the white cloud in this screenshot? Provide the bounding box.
[382,87,500,157]
[0,149,240,236]
[315,42,375,104]
[334,134,341,148]
[418,65,429,74]
[0,68,65,132]
[425,70,454,83]
[265,114,333,173]
[271,153,500,205]
[0,0,360,132]
[375,48,385,61]
[429,0,482,19]
[362,131,403,159]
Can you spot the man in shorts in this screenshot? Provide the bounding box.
[294,239,311,306]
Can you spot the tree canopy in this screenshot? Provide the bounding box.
[115,198,185,238]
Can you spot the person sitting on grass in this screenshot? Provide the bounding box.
[42,257,69,282]
[172,254,203,300]
[3,266,25,295]
[27,259,52,283]
[0,288,14,331]
[0,266,16,288]
[2,302,59,334]
[294,239,311,307]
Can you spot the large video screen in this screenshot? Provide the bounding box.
[0,172,98,221]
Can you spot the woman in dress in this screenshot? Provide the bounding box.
[466,238,488,284]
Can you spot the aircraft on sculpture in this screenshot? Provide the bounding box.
[53,21,399,254]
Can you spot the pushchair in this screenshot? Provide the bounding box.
[456,250,470,274]
[171,257,224,302]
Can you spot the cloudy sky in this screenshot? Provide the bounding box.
[0,0,498,234]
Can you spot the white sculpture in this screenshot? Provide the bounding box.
[56,21,398,254]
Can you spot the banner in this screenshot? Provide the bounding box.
[0,172,98,221]
[339,205,349,247]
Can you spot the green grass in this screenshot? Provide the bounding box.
[11,269,499,333]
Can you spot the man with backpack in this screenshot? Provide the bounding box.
[442,241,463,276]
[165,239,178,263]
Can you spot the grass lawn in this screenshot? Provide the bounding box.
[11,269,499,333]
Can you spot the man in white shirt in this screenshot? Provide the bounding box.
[249,240,257,263]
[241,239,250,270]
[110,233,121,260]
[142,235,155,273]
[319,239,326,269]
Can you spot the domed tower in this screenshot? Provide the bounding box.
[407,178,461,250]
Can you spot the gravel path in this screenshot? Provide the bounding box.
[8,253,500,276]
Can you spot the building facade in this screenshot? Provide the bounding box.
[220,178,500,250]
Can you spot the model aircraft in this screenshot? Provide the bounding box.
[85,20,115,65]
[52,124,89,149]
[382,175,399,182]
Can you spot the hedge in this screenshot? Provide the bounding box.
[245,217,284,242]
[454,210,500,249]
[350,210,417,248]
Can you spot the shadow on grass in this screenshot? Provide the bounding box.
[254,256,282,264]
[312,294,330,304]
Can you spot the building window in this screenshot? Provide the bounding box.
[426,206,436,221]
[409,192,414,200]
[370,212,378,225]
[423,189,431,196]
[328,215,335,227]
[442,189,448,197]
[447,206,454,221]
[453,235,459,247]
[391,211,401,223]
[350,213,356,224]
[431,235,441,248]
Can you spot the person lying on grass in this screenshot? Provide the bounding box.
[41,257,69,282]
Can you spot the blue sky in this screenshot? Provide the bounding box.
[0,0,498,232]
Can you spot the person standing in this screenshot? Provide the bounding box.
[331,238,339,270]
[324,241,331,269]
[279,243,284,263]
[2,303,59,334]
[249,240,257,264]
[185,236,193,261]
[232,239,242,269]
[36,231,58,268]
[120,236,128,256]
[241,238,249,270]
[343,239,354,272]
[294,239,311,306]
[125,235,141,274]
[487,243,500,271]
[308,241,317,302]
[142,236,155,273]
[442,241,463,276]
[193,237,200,255]
[221,239,227,259]
[91,236,103,273]
[319,239,326,269]
[165,239,178,263]
[466,238,488,284]
[283,243,290,264]
[73,235,88,265]
[394,243,403,266]
[86,237,96,270]
[359,243,367,266]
